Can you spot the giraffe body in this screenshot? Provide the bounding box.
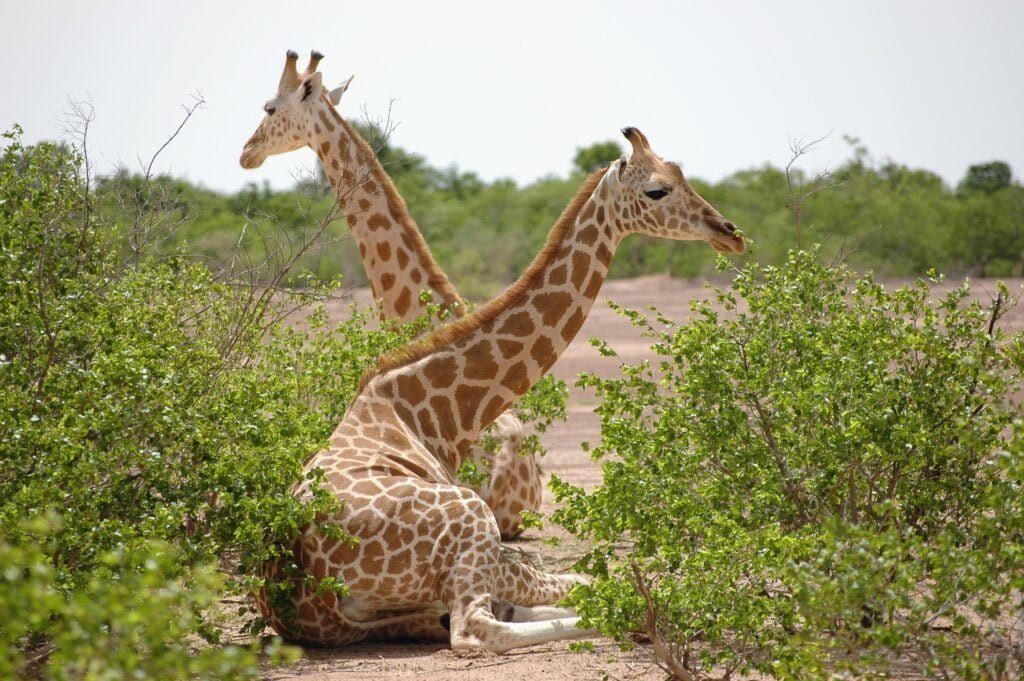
[241,51,540,538]
[253,120,745,651]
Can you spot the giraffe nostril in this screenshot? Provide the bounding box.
[722,221,737,234]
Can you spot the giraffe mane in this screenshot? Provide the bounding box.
[360,166,609,389]
[332,108,465,314]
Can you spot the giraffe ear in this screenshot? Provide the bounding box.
[329,75,354,106]
[300,72,324,103]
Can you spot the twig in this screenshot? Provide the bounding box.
[143,94,206,183]
[630,561,694,681]
[784,132,846,248]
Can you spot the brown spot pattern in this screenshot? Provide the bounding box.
[576,224,599,246]
[584,271,603,300]
[416,408,438,439]
[497,311,535,337]
[396,374,427,404]
[480,396,507,427]
[317,110,336,132]
[497,339,524,358]
[500,361,530,395]
[578,199,596,223]
[571,251,590,290]
[561,308,585,342]
[430,395,458,440]
[464,341,499,380]
[548,263,567,286]
[394,287,412,317]
[530,336,555,369]
[423,357,458,388]
[533,291,573,327]
[455,385,488,430]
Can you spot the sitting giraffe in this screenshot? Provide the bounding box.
[239,50,540,539]
[255,119,746,651]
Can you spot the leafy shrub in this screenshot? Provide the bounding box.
[0,514,302,679]
[0,128,421,675]
[554,250,1024,679]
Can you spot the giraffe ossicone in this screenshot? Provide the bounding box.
[251,112,746,651]
[240,50,541,539]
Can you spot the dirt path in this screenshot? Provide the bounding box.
[264,275,1024,680]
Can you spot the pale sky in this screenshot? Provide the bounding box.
[4,1,1022,193]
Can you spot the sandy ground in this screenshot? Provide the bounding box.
[262,275,1024,681]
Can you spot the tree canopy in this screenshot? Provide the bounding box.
[92,136,1024,299]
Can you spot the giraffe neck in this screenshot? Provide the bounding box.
[312,106,464,322]
[366,169,617,472]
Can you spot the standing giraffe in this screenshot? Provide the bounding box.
[257,124,746,651]
[240,51,540,539]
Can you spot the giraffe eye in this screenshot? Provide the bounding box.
[645,188,670,200]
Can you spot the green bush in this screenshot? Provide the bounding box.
[0,128,422,675]
[553,250,1024,679]
[0,514,300,679]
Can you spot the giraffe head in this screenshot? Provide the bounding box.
[240,50,353,169]
[602,127,745,254]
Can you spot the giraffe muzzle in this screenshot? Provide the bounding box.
[239,145,266,169]
[709,219,746,254]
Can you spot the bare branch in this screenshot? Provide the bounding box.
[784,132,847,248]
[142,93,206,182]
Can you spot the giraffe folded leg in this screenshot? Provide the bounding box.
[469,413,544,540]
[490,599,576,622]
[493,549,588,606]
[439,511,594,652]
[448,594,594,653]
[269,478,590,652]
[503,603,579,622]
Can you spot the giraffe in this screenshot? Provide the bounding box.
[256,125,746,651]
[239,51,541,539]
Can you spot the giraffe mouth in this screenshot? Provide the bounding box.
[708,220,746,254]
[710,234,746,254]
[240,146,267,169]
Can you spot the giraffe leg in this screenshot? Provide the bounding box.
[448,593,593,653]
[438,493,593,652]
[493,550,588,606]
[270,478,590,652]
[469,413,544,540]
[490,600,578,622]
